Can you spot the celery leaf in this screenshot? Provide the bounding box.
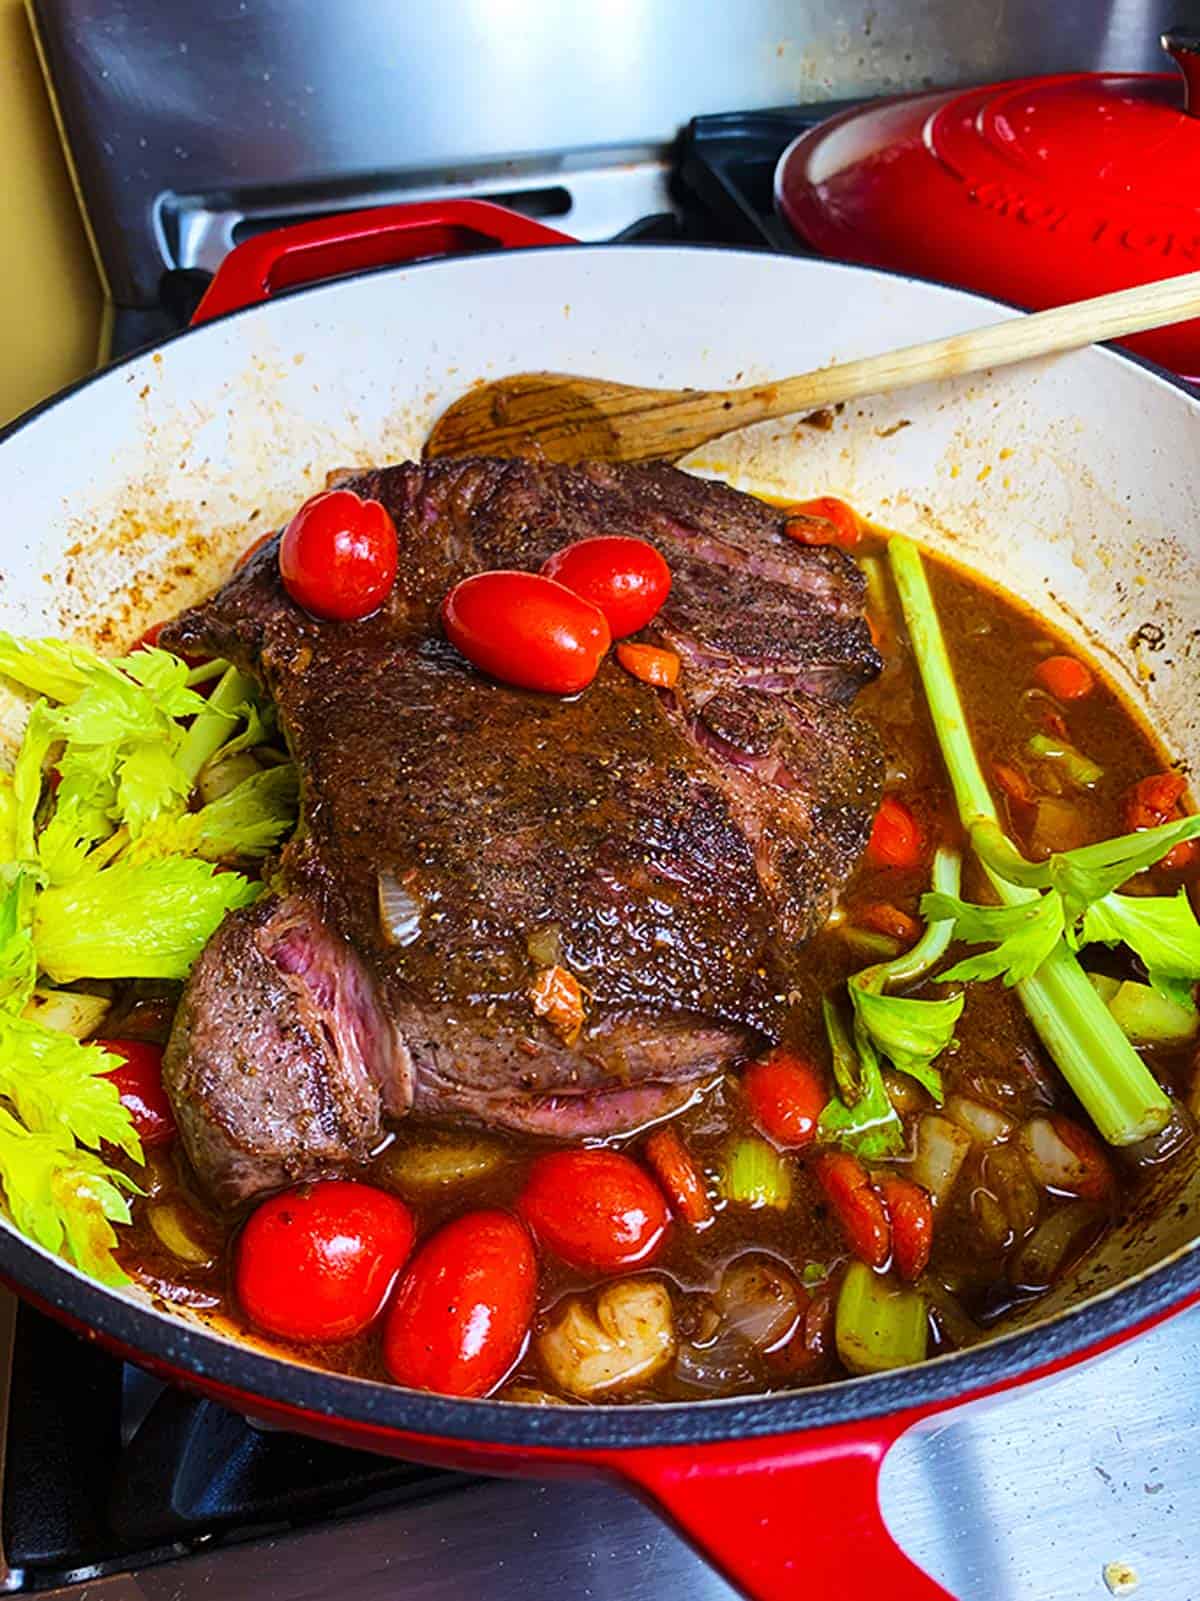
[0,1107,134,1285]
[34,857,260,982]
[1078,889,1200,1012]
[130,764,298,864]
[928,890,1065,987]
[850,986,963,1099]
[818,995,904,1158]
[0,1015,137,1155]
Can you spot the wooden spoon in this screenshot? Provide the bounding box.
[424,270,1200,464]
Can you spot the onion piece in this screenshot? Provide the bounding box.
[380,1134,509,1192]
[911,1113,972,1207]
[981,1144,1040,1236]
[377,869,422,946]
[714,1256,802,1353]
[1009,1202,1103,1289]
[944,1094,1015,1147]
[923,1280,981,1349]
[538,1279,676,1399]
[1019,1115,1112,1200]
[882,1068,928,1118]
[198,750,261,806]
[673,1325,757,1396]
[971,1187,1012,1250]
[500,1386,567,1406]
[525,923,564,967]
[148,1202,217,1268]
[22,987,110,1039]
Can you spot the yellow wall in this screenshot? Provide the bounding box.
[0,0,102,426]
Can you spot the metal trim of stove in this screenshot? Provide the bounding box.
[27,0,1188,313]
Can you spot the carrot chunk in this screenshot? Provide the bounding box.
[866,795,924,870]
[875,1175,933,1281]
[1033,655,1095,700]
[616,642,680,688]
[814,1151,890,1268]
[644,1127,712,1228]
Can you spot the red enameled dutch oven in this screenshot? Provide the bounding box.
[3,197,1200,1601]
[776,30,1200,380]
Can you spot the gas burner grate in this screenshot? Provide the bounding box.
[2,1305,471,1591]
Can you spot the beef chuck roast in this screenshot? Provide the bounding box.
[162,459,883,1205]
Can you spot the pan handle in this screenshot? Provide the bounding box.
[611,1410,953,1601]
[191,201,576,325]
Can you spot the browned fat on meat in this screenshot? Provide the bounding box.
[162,460,883,1206]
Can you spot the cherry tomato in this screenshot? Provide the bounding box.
[278,489,398,621]
[518,1148,669,1271]
[1121,772,1199,872]
[616,641,680,687]
[875,1175,933,1281]
[442,571,611,695]
[1033,654,1094,701]
[382,1210,535,1397]
[814,1151,891,1269]
[541,535,671,638]
[236,1180,415,1343]
[855,902,921,945]
[99,1038,176,1148]
[783,497,862,550]
[742,1049,826,1149]
[866,794,924,870]
[236,529,276,571]
[643,1127,712,1227]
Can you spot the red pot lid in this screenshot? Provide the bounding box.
[776,31,1200,377]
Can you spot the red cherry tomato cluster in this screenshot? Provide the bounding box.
[442,535,672,695]
[1032,654,1094,701]
[233,1145,672,1395]
[99,1039,176,1148]
[782,496,862,550]
[383,1210,536,1396]
[814,1152,932,1280]
[279,489,398,621]
[541,536,671,638]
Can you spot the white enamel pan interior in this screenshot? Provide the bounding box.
[2,244,1199,1381]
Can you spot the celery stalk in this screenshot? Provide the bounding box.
[888,536,1171,1145]
[719,1136,792,1210]
[176,667,257,784]
[835,1261,928,1374]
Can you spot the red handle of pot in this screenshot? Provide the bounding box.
[613,1409,952,1601]
[191,200,576,324]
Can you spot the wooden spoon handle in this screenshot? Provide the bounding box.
[718,268,1200,432]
